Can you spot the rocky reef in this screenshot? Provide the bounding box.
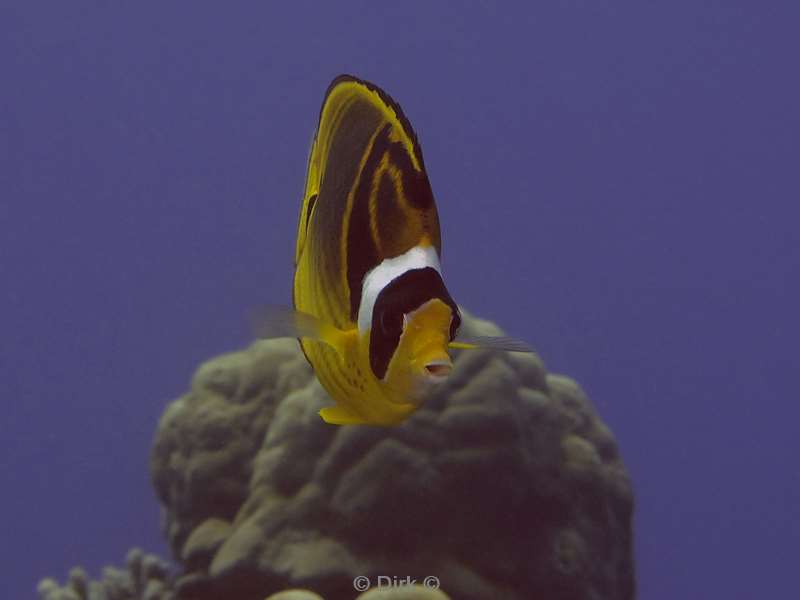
[39,312,635,600]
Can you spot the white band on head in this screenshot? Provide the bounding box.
[357,245,442,333]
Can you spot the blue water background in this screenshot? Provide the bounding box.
[2,2,798,598]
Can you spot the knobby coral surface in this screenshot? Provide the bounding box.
[147,311,635,600]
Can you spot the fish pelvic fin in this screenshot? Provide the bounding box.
[449,334,534,353]
[251,305,351,355]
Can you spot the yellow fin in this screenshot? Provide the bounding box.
[319,405,366,425]
[251,305,348,354]
[450,335,534,353]
[449,341,478,350]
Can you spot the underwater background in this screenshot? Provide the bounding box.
[2,1,798,598]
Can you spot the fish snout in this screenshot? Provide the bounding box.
[422,357,453,381]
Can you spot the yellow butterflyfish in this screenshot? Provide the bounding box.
[257,75,532,425]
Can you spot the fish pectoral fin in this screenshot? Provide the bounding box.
[251,305,348,353]
[319,405,366,425]
[450,334,534,353]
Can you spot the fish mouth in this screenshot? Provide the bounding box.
[424,360,452,379]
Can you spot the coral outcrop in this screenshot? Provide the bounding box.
[147,312,635,600]
[39,312,634,599]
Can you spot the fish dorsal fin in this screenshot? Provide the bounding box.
[296,75,442,325]
[296,75,425,264]
[321,75,424,170]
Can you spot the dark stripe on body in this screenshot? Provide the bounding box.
[347,125,439,321]
[311,99,382,326]
[346,124,392,321]
[387,139,435,210]
[375,172,408,253]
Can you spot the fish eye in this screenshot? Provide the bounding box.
[379,309,401,336]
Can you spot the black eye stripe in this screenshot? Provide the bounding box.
[369,267,458,379]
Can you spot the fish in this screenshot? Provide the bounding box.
[256,74,532,425]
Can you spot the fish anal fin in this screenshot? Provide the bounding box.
[319,405,366,425]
